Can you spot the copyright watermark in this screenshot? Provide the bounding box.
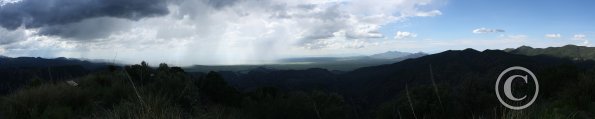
[495,66,539,110]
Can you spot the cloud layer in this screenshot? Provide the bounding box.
[545,33,561,39]
[573,34,586,40]
[573,34,590,46]
[0,0,169,30]
[394,31,417,39]
[0,0,444,65]
[472,28,505,34]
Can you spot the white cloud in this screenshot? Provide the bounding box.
[0,28,80,58]
[572,34,590,46]
[371,34,535,54]
[0,0,444,65]
[415,10,442,17]
[394,31,417,39]
[0,27,25,45]
[0,0,21,6]
[573,34,586,40]
[544,34,561,39]
[583,40,590,46]
[504,34,528,40]
[472,27,505,34]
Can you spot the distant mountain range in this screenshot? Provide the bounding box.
[505,44,595,61]
[213,48,595,117]
[185,51,428,72]
[217,47,595,97]
[370,51,423,59]
[2,45,594,96]
[0,56,111,94]
[0,56,109,69]
[2,45,595,117]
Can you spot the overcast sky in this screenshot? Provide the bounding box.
[0,0,593,65]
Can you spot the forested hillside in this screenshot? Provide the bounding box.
[1,48,594,118]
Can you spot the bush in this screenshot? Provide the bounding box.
[1,83,93,119]
[94,93,186,119]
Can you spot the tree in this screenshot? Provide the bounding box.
[199,71,241,106]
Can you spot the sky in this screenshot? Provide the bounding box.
[0,0,593,66]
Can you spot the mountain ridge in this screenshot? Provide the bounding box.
[506,44,595,61]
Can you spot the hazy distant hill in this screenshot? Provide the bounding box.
[338,48,585,100]
[369,51,426,59]
[217,67,338,92]
[0,57,109,69]
[337,49,595,117]
[213,48,595,101]
[279,51,427,63]
[505,45,595,61]
[3,47,595,118]
[212,48,595,117]
[185,52,427,72]
[0,56,110,94]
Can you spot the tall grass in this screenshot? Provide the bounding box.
[3,62,594,118]
[428,64,444,111]
[405,84,418,119]
[1,82,91,118]
[123,70,147,112]
[94,93,185,119]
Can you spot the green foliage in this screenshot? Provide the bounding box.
[124,61,154,84]
[3,57,595,118]
[241,88,349,119]
[94,93,186,119]
[0,62,202,119]
[376,84,455,119]
[508,45,595,61]
[198,71,241,106]
[547,70,595,118]
[1,83,93,119]
[374,65,595,119]
[27,76,43,88]
[0,62,351,119]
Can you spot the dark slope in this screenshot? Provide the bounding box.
[0,57,110,94]
[0,57,103,69]
[336,48,595,115]
[3,47,595,118]
[218,67,338,92]
[206,48,595,117]
[215,48,594,103]
[186,52,427,72]
[213,48,595,99]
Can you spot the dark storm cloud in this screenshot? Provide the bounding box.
[206,0,238,9]
[0,0,169,30]
[0,28,24,45]
[0,38,18,45]
[36,17,131,40]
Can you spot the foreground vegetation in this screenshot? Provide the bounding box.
[1,62,351,119]
[2,47,595,119]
